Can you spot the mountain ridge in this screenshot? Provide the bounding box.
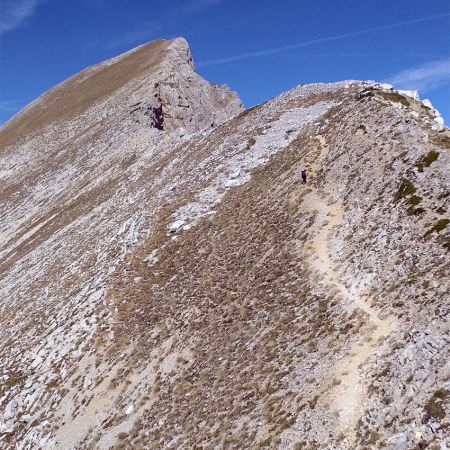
[0,37,449,449]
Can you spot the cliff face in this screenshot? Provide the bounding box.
[0,38,449,449]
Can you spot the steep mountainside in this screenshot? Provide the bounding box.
[0,38,449,450]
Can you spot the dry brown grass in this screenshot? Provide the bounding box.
[102,125,357,448]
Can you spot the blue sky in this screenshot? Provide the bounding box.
[1,0,449,125]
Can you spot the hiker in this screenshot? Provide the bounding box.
[301,169,308,184]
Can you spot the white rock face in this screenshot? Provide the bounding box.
[420,98,445,130]
[398,89,419,100]
[156,38,244,132]
[422,98,434,109]
[378,83,394,91]
[432,115,445,131]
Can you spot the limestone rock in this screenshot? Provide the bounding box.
[0,38,448,450]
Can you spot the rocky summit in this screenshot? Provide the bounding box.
[0,37,449,450]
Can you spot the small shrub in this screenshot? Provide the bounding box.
[424,218,450,236]
[407,207,426,216]
[406,195,424,215]
[423,389,449,421]
[308,394,320,409]
[434,218,450,232]
[377,91,410,107]
[406,195,422,206]
[443,238,450,250]
[416,151,439,172]
[394,179,416,202]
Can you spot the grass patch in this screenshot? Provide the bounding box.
[405,195,424,215]
[416,151,439,172]
[407,207,426,216]
[423,389,449,421]
[424,218,450,236]
[443,238,450,250]
[394,179,416,202]
[406,195,422,206]
[377,91,410,107]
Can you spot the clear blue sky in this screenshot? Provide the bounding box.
[1,0,449,125]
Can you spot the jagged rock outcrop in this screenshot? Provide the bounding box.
[0,38,449,449]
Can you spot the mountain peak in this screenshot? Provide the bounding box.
[0,37,242,148]
[165,36,195,68]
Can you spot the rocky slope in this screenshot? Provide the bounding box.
[0,37,449,449]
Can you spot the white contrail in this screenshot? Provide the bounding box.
[386,58,450,91]
[198,13,450,67]
[0,0,47,34]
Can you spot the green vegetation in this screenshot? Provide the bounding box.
[416,151,439,172]
[393,179,426,214]
[394,179,416,203]
[377,91,410,107]
[308,394,320,409]
[406,195,422,206]
[424,389,449,421]
[407,207,425,216]
[443,238,450,250]
[405,195,424,215]
[424,218,450,237]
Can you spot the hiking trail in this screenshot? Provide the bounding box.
[304,135,397,444]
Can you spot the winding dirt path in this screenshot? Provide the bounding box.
[304,135,397,444]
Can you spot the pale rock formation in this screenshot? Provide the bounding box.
[398,89,420,100]
[421,98,445,131]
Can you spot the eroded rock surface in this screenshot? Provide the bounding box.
[0,38,449,449]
